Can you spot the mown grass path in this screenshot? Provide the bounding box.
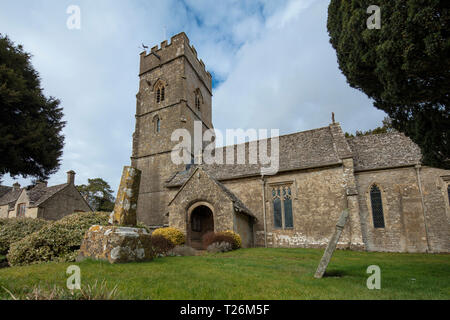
[0,248,449,299]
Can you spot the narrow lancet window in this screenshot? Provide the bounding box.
[370,185,385,228]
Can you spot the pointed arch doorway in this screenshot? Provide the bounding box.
[188,203,214,250]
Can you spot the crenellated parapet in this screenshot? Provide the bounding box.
[139,32,212,92]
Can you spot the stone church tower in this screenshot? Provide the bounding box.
[131,32,213,227]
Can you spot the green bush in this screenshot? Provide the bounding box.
[7,212,109,266]
[0,218,49,255]
[152,227,185,246]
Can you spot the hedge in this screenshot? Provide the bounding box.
[0,218,49,255]
[7,212,109,266]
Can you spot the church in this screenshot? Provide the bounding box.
[131,32,450,253]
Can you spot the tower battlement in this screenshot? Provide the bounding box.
[139,32,212,92]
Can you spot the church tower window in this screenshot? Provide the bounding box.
[271,185,293,229]
[153,115,161,133]
[194,89,202,111]
[370,185,385,228]
[156,84,165,103]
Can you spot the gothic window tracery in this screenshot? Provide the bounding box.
[271,185,293,229]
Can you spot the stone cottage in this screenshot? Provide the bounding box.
[131,32,450,252]
[0,171,92,220]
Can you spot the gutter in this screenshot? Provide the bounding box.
[261,175,267,248]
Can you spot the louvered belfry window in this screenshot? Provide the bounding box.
[370,185,385,228]
[156,86,165,103]
[156,88,161,103]
[272,185,293,229]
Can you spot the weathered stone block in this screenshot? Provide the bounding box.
[113,166,141,226]
[78,225,153,264]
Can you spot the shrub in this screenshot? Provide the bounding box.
[0,218,49,255]
[202,230,242,250]
[207,242,233,253]
[221,230,242,250]
[151,235,175,256]
[152,227,185,246]
[7,212,109,266]
[202,231,235,249]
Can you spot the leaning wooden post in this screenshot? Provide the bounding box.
[112,166,141,226]
[314,209,349,279]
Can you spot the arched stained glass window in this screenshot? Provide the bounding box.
[370,185,385,228]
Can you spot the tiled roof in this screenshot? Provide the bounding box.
[0,186,12,198]
[167,126,342,187]
[347,132,422,171]
[203,170,256,219]
[0,188,22,206]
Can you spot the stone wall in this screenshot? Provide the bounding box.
[221,166,358,249]
[0,205,9,218]
[355,166,429,252]
[168,168,235,235]
[235,211,253,248]
[418,166,450,252]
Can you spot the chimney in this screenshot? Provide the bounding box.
[67,170,75,185]
[36,180,48,188]
[13,182,20,191]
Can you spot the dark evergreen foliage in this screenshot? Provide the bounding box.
[0,34,65,180]
[328,0,449,168]
[76,178,115,212]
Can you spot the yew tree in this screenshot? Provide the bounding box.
[327,0,449,168]
[0,34,65,180]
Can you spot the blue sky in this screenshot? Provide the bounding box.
[0,0,386,192]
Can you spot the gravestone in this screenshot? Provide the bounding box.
[314,209,349,279]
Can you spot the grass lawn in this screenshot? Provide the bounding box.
[0,248,449,300]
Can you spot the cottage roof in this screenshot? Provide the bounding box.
[27,183,69,207]
[0,188,22,206]
[0,186,12,198]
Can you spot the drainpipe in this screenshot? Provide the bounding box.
[261,175,267,248]
[415,164,431,252]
